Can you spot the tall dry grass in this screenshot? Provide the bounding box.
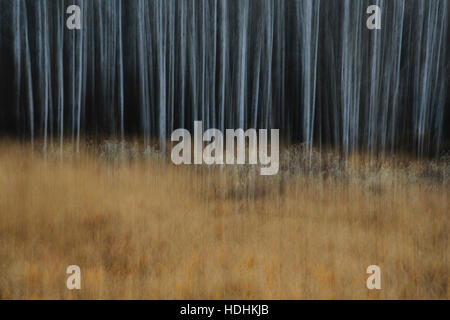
[0,141,448,299]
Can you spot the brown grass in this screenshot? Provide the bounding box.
[0,141,448,299]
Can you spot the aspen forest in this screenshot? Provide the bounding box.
[0,0,448,299]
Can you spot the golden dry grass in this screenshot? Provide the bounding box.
[0,141,448,299]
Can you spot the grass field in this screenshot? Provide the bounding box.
[0,141,448,299]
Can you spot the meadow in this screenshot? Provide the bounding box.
[0,141,448,299]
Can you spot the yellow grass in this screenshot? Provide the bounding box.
[0,141,448,299]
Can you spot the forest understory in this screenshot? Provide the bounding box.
[0,140,448,299]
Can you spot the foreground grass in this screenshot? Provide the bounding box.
[0,141,448,299]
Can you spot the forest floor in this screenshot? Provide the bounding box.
[0,140,448,299]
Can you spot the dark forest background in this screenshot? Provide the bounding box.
[0,0,449,156]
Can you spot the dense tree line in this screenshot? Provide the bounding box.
[0,0,449,156]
